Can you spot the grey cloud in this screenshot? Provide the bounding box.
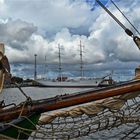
[0,19,37,50]
[4,0,93,35]
[0,0,140,70]
[0,19,37,41]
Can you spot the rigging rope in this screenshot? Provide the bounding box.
[96,0,127,31]
[96,0,140,49]
[110,0,140,36]
[96,0,134,37]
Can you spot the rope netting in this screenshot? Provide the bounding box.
[29,91,140,139]
[0,91,140,140]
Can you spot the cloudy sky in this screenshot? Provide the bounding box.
[0,0,140,75]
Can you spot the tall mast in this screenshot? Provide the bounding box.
[79,40,84,78]
[58,44,62,81]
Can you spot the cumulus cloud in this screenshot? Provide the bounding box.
[0,19,37,43]
[4,0,94,35]
[0,0,7,17]
[0,0,140,72]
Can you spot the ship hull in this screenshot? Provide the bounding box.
[37,78,110,88]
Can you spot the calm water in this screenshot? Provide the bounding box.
[1,87,92,105]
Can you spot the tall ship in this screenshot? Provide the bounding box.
[36,41,114,88]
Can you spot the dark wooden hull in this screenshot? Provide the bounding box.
[1,80,140,122]
[0,112,40,139]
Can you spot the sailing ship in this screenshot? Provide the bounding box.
[0,0,140,139]
[37,41,114,88]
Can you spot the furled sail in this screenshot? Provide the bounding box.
[0,43,5,93]
[0,43,11,93]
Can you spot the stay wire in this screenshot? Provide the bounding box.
[110,0,140,36]
[96,0,127,31]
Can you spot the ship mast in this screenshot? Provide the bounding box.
[79,40,84,78]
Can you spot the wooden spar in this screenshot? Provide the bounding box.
[1,79,140,122]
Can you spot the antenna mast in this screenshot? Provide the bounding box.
[34,54,37,80]
[58,44,62,81]
[79,40,84,78]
